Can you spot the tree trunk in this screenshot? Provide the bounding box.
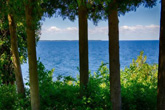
[8,14,25,97]
[78,5,89,93]
[108,1,122,110]
[157,0,165,110]
[25,2,40,110]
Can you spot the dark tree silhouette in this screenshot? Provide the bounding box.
[157,0,165,109]
[78,0,89,95]
[108,0,121,109]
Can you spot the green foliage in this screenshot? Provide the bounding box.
[0,0,41,84]
[35,52,158,110]
[0,16,27,84]
[121,51,158,110]
[0,52,158,109]
[0,0,28,83]
[0,18,15,84]
[0,84,30,110]
[0,85,17,110]
[89,0,157,24]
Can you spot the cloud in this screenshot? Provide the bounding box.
[120,25,159,32]
[43,26,78,33]
[89,27,108,34]
[66,27,78,32]
[88,24,159,34]
[47,26,62,32]
[119,25,159,40]
[88,25,159,40]
[41,25,160,40]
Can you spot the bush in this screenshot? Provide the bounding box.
[0,84,30,110]
[0,85,17,110]
[121,52,158,110]
[36,52,157,110]
[0,52,158,110]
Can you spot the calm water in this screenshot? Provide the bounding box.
[21,40,159,79]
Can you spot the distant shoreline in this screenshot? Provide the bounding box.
[39,40,159,42]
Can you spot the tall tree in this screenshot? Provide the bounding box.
[25,0,40,109]
[0,16,14,85]
[100,1,132,109]
[157,0,165,109]
[7,0,25,96]
[108,0,121,109]
[0,0,40,86]
[46,0,90,94]
[8,13,25,96]
[0,0,28,87]
[91,0,157,109]
[78,0,89,94]
[107,0,157,109]
[61,0,89,92]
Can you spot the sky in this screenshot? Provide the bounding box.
[40,1,161,41]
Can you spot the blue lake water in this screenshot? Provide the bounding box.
[21,40,159,80]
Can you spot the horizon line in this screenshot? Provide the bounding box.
[39,39,159,41]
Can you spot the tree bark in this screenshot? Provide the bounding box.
[25,1,40,110]
[78,5,89,93]
[8,14,25,97]
[157,0,165,110]
[108,1,122,110]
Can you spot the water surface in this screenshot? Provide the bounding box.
[21,40,159,79]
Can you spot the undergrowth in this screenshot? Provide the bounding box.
[0,52,158,110]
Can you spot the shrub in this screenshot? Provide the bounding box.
[0,52,158,110]
[121,52,158,110]
[0,84,30,110]
[36,52,157,110]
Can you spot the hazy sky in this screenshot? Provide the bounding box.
[40,2,161,41]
